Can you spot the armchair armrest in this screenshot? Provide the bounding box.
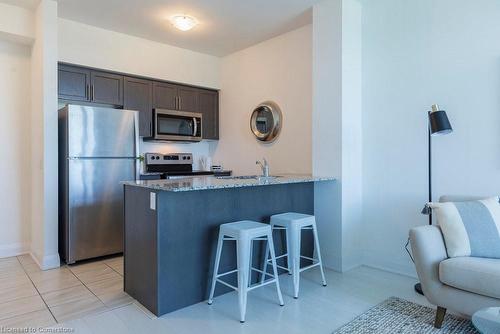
[409,226,448,304]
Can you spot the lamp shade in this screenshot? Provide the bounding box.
[429,108,452,136]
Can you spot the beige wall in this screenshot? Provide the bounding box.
[30,0,59,269]
[58,18,221,89]
[0,2,35,44]
[213,25,312,175]
[0,40,32,257]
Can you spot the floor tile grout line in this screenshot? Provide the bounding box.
[103,260,124,277]
[72,259,131,311]
[68,260,130,308]
[1,256,129,326]
[15,256,58,324]
[65,264,108,307]
[47,262,115,324]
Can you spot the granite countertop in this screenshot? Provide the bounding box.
[122,174,335,192]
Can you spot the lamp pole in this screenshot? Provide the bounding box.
[428,111,432,225]
[415,104,453,296]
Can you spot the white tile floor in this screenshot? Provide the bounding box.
[0,254,131,329]
[45,265,432,334]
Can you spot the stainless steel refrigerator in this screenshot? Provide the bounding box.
[59,105,139,264]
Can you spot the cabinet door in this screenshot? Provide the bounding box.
[153,82,177,110]
[124,77,153,137]
[91,71,124,105]
[199,90,219,140]
[177,86,199,112]
[58,65,90,101]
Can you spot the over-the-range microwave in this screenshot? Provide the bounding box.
[146,109,202,142]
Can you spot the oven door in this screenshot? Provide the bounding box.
[154,109,202,142]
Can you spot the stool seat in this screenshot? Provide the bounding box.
[220,221,270,239]
[270,212,315,228]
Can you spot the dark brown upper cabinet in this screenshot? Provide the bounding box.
[91,71,124,106]
[153,83,199,112]
[177,86,199,112]
[124,77,153,137]
[58,65,91,102]
[152,82,177,110]
[58,64,123,106]
[58,63,219,141]
[199,90,219,140]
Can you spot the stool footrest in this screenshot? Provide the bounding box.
[250,267,274,278]
[299,262,321,273]
[264,253,288,263]
[248,278,278,291]
[216,269,238,278]
[275,264,289,272]
[216,278,238,291]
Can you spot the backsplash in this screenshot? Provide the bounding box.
[139,139,218,171]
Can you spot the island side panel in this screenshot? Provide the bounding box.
[156,182,314,316]
[123,185,159,315]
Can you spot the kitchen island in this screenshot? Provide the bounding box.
[122,175,335,316]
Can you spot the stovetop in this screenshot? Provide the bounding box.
[140,170,231,180]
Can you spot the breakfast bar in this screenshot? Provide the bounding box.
[122,175,335,316]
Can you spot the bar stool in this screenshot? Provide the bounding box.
[208,221,284,323]
[262,212,327,299]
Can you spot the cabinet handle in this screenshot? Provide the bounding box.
[91,85,95,101]
[86,84,89,99]
[178,97,182,110]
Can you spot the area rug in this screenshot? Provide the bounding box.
[333,297,478,333]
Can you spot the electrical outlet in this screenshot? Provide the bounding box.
[150,192,156,210]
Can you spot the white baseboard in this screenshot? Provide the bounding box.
[0,242,30,259]
[361,254,417,279]
[30,252,60,270]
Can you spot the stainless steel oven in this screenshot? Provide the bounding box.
[150,109,202,142]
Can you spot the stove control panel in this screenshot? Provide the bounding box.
[145,153,193,165]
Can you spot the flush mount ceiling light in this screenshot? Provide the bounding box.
[171,15,198,31]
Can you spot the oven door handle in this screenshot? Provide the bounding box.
[193,117,198,137]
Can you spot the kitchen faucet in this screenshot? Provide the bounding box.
[256,158,270,177]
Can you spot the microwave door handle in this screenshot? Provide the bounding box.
[192,117,198,137]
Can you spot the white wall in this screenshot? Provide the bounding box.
[361,0,500,276]
[312,0,362,272]
[0,40,32,257]
[58,18,221,164]
[213,25,312,175]
[312,0,343,271]
[340,0,363,271]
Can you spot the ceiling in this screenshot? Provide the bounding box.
[56,0,319,56]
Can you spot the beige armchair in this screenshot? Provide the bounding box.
[409,196,500,328]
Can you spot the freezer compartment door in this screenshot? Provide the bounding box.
[68,105,138,158]
[67,158,136,263]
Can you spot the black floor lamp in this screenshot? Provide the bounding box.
[415,104,453,295]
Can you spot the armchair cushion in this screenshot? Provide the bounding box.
[439,256,500,299]
[429,197,500,258]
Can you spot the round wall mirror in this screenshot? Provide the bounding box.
[250,101,282,142]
